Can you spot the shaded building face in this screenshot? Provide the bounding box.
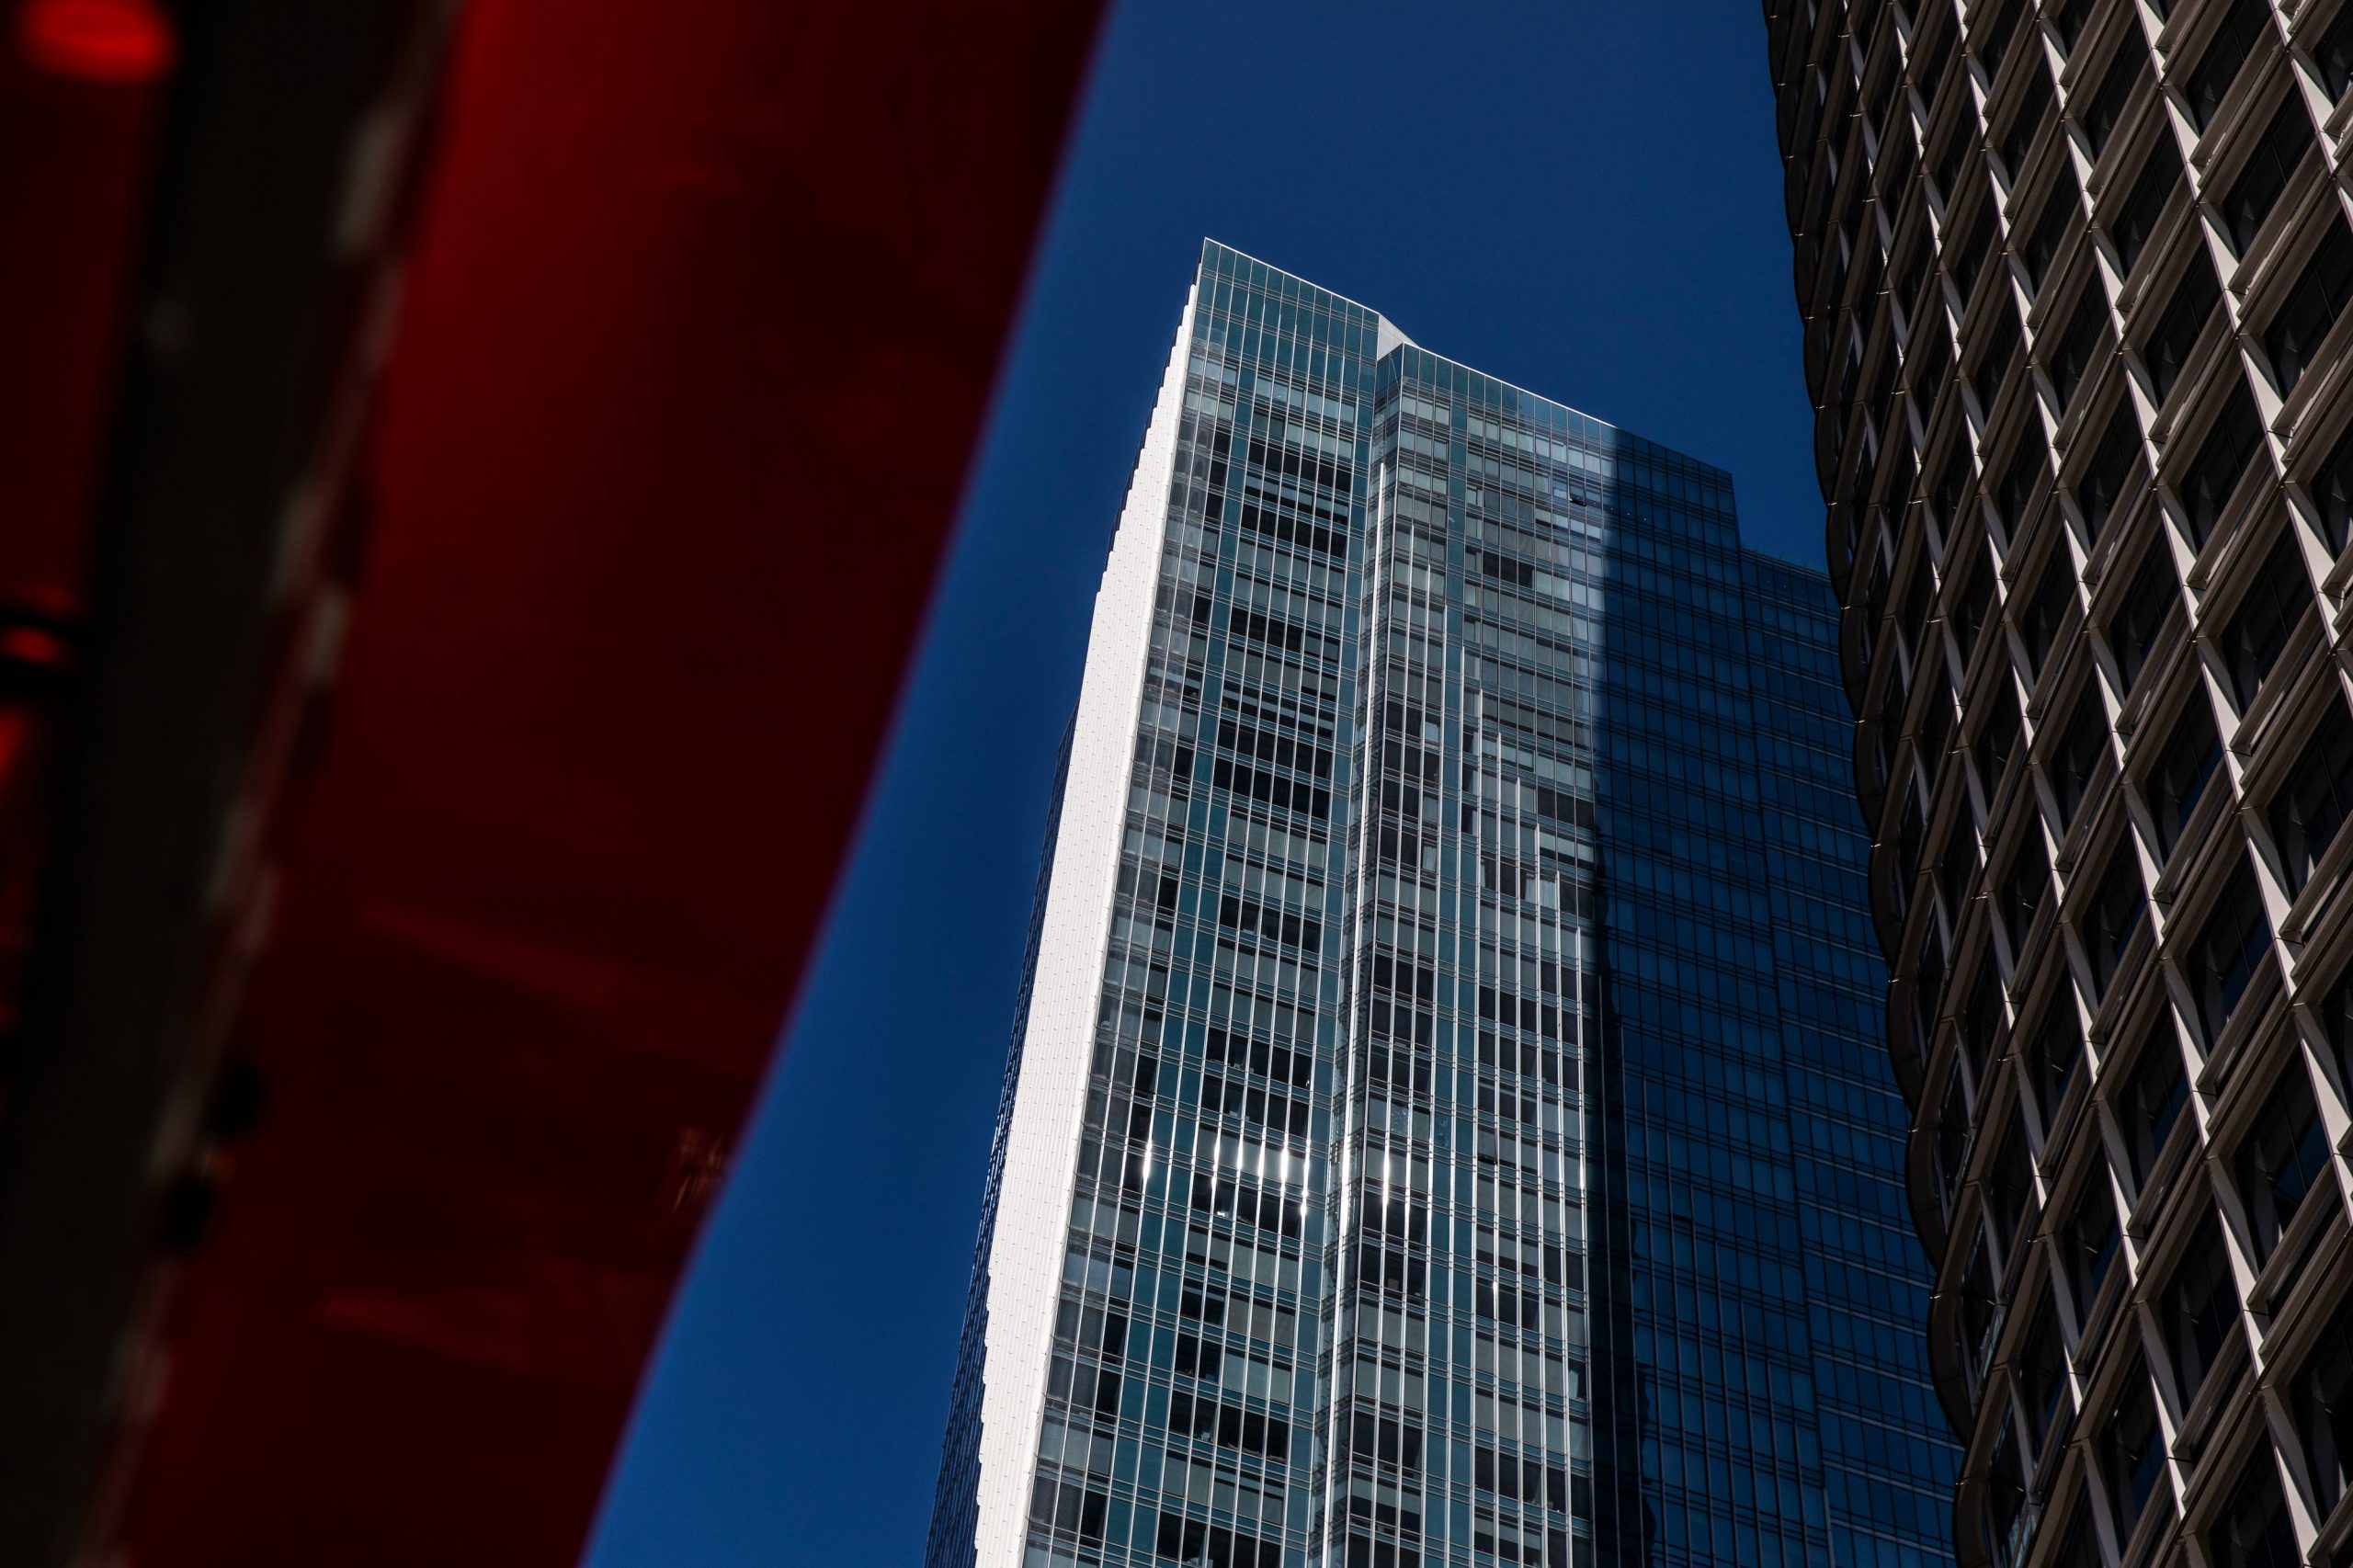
[1767,4,2353,1568]
[927,240,1955,1568]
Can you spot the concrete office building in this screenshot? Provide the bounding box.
[1766,3,2353,1565]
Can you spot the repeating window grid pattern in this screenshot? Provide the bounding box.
[1750,553,1963,1568]
[1333,349,1598,1568]
[931,239,1959,1568]
[1767,4,2353,1568]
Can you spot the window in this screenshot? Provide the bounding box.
[1935,1068,1973,1213]
[2031,997,2087,1121]
[1897,556,1934,663]
[2268,700,2353,896]
[2019,172,2080,296]
[2218,528,2312,710]
[1995,437,2046,533]
[2322,2,2353,105]
[2263,217,2353,398]
[1938,811,1982,919]
[1998,62,2053,178]
[1931,110,1973,203]
[2180,378,2264,549]
[2046,1500,2098,1568]
[2146,699,2222,864]
[2080,36,2147,160]
[2221,98,2315,256]
[2051,687,2109,829]
[1895,235,1931,326]
[1951,203,1994,305]
[2002,833,2053,954]
[2309,416,2353,556]
[2183,0,2269,132]
[2107,540,2178,695]
[1976,0,2029,81]
[1985,1411,2029,1568]
[1972,302,2021,412]
[2076,401,2142,542]
[2109,135,2181,277]
[1987,1105,2036,1257]
[2188,861,2271,1044]
[2290,1293,2353,1517]
[2084,846,2147,1002]
[1959,1229,2001,1390]
[2316,963,2353,1101]
[2204,1446,2298,1568]
[2017,1295,2070,1449]
[1953,546,1995,667]
[2234,1062,2329,1266]
[2119,1021,2189,1191]
[2047,0,2098,51]
[2064,1165,2120,1313]
[2018,550,2075,681]
[2143,253,2221,407]
[1977,678,2024,792]
[1961,957,2006,1084]
[2100,1365,2168,1543]
[2158,1214,2239,1405]
[2047,288,2107,415]
[1915,8,1960,114]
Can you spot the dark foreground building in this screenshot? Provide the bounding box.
[927,240,1956,1568]
[1767,3,2353,1567]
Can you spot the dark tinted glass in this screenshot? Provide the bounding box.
[2189,862,2272,1043]
[2076,401,2141,541]
[2322,3,2353,104]
[2264,216,2353,397]
[2309,416,2353,554]
[1997,62,2052,178]
[2017,550,2074,680]
[2147,700,2221,863]
[2016,1296,2069,1447]
[2143,253,2221,406]
[2101,1368,2166,1540]
[2047,289,2107,414]
[2160,1215,2239,1403]
[2109,135,2180,276]
[2268,700,2353,895]
[2066,1168,2120,1310]
[2219,529,2312,710]
[2120,1024,2188,1188]
[2222,97,2316,256]
[2019,172,2079,294]
[2184,0,2269,132]
[2290,1294,2353,1515]
[2106,540,2177,694]
[2081,36,2146,160]
[2205,1444,2298,1568]
[2181,379,2265,548]
[2235,1062,2328,1264]
[2084,846,2145,1000]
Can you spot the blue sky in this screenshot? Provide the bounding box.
[584,4,1813,1563]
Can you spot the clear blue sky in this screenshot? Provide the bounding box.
[583,4,1813,1563]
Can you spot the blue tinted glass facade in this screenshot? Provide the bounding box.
[928,241,1954,1568]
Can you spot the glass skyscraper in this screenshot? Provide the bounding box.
[1767,5,2353,1567]
[926,240,1956,1568]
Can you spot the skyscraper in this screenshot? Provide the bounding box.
[927,240,1956,1568]
[1766,4,2353,1567]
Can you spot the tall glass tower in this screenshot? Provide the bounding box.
[1766,5,2353,1567]
[926,240,1957,1568]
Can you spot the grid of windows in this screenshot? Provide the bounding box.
[927,241,1959,1568]
[1767,4,2353,1567]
